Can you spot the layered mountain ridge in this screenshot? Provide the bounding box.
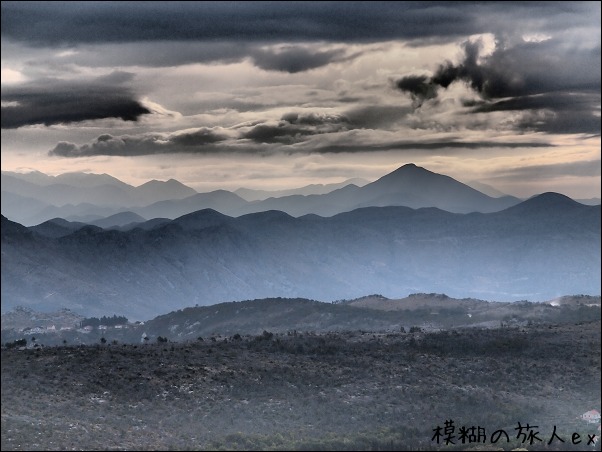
[1,189,599,319]
[2,164,530,226]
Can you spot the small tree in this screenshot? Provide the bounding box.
[261,330,273,340]
[5,338,27,349]
[100,337,107,344]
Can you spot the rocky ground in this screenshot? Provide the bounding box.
[2,321,601,451]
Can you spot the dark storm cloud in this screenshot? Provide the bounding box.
[0,2,484,45]
[395,38,601,134]
[46,101,557,158]
[1,72,150,128]
[49,125,552,157]
[48,128,229,157]
[242,106,414,145]
[344,105,414,129]
[470,93,602,134]
[13,41,355,73]
[65,42,253,69]
[3,2,599,76]
[251,47,348,73]
[242,112,351,144]
[397,39,601,101]
[516,111,601,135]
[395,40,509,103]
[169,129,229,147]
[395,75,438,107]
[3,2,597,46]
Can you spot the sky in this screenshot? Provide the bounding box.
[1,1,600,198]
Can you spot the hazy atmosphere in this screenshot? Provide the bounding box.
[1,1,600,198]
[2,3,600,451]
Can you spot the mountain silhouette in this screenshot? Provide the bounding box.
[29,218,89,238]
[2,165,527,225]
[135,179,197,205]
[355,163,520,213]
[90,212,147,229]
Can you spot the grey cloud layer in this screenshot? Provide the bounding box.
[397,39,600,100]
[242,112,352,144]
[15,42,357,73]
[470,93,602,135]
[395,38,601,134]
[49,112,354,156]
[251,47,349,73]
[2,2,598,46]
[49,109,418,156]
[1,72,150,128]
[0,2,529,45]
[491,160,602,181]
[49,123,552,158]
[49,128,230,157]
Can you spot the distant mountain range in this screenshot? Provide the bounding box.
[2,164,535,226]
[1,171,196,225]
[2,191,599,320]
[234,178,369,201]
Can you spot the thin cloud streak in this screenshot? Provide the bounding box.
[490,160,602,181]
[48,127,553,158]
